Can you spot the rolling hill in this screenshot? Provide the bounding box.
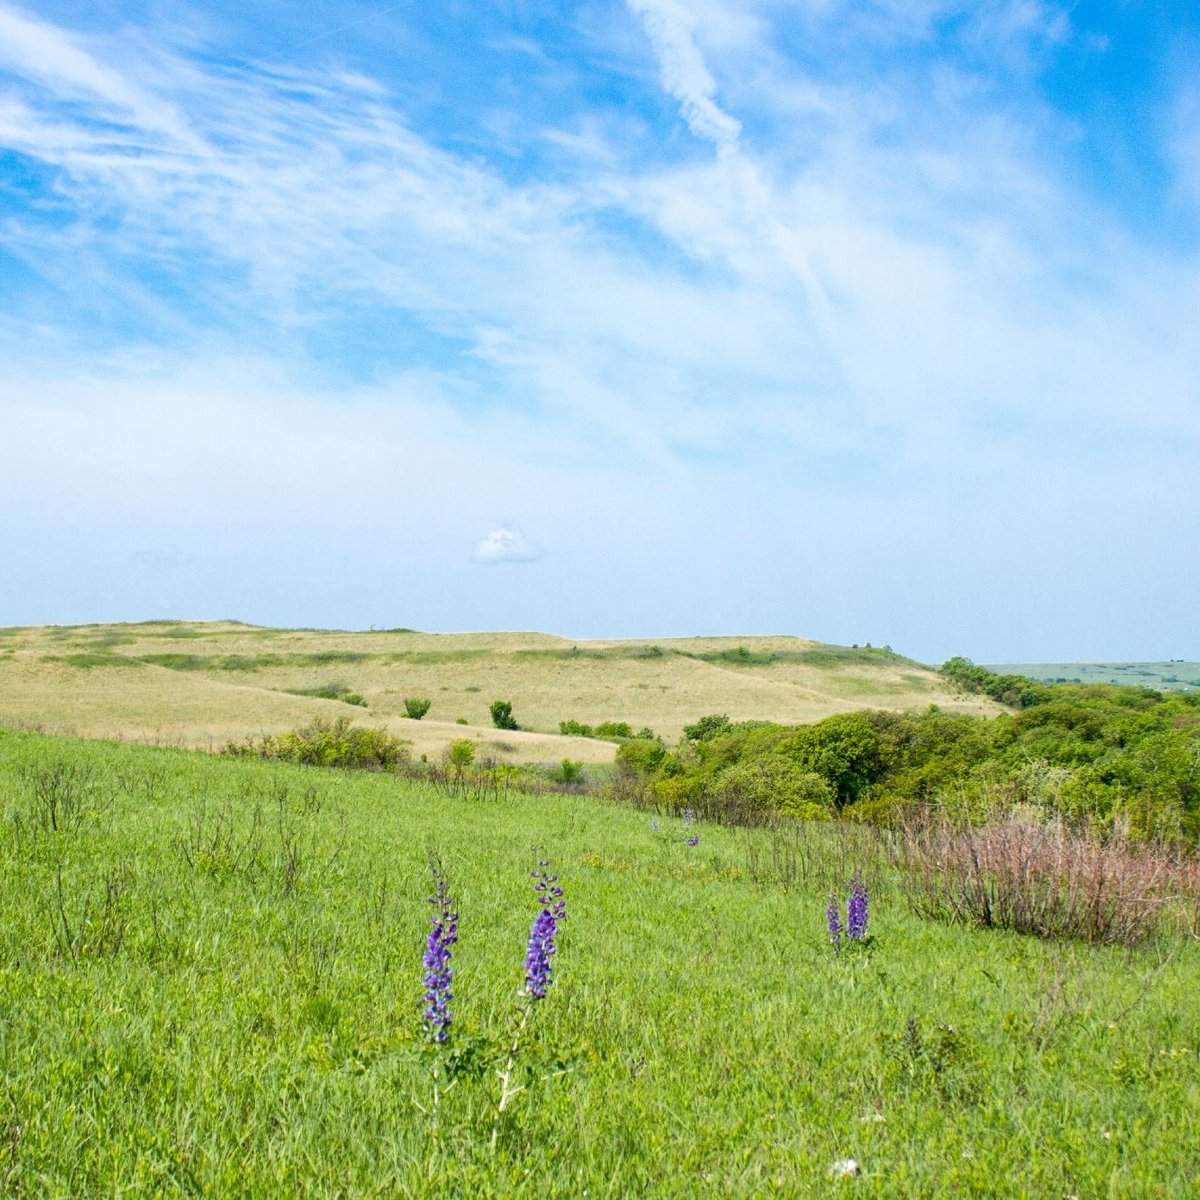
[0,621,1002,762]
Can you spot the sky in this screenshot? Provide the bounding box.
[0,0,1197,664]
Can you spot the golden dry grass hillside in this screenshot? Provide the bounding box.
[0,621,1002,763]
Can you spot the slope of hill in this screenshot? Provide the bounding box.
[0,621,1001,761]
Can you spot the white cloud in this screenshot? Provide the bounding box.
[471,527,542,565]
[625,0,742,146]
[2,0,1195,475]
[0,3,1197,657]
[0,4,196,144]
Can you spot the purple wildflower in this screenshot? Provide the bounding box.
[650,818,660,833]
[682,808,694,829]
[847,872,869,942]
[685,835,700,847]
[826,894,842,948]
[423,866,458,1042]
[525,859,566,1000]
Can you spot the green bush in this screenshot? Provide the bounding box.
[225,716,408,771]
[650,774,705,808]
[560,719,644,741]
[555,759,584,785]
[710,757,836,819]
[683,714,733,742]
[595,721,634,739]
[447,739,475,771]
[490,700,518,731]
[403,697,432,720]
[616,738,672,776]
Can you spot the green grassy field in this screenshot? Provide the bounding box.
[989,661,1200,692]
[0,622,1000,766]
[1,728,1197,1197]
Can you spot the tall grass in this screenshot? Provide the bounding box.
[0,729,1197,1196]
[897,810,1176,946]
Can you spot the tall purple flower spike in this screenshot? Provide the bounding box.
[423,867,458,1042]
[525,859,566,1000]
[826,894,842,948]
[847,872,869,942]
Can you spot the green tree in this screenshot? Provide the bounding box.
[490,700,518,730]
[779,712,884,808]
[448,739,475,773]
[683,714,733,742]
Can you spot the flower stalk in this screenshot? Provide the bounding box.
[490,854,567,1154]
[422,861,458,1043]
[847,872,869,942]
[828,872,869,952]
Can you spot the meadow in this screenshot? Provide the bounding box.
[0,622,999,764]
[989,661,1200,693]
[1,727,1197,1197]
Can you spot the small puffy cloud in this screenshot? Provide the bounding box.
[471,526,541,565]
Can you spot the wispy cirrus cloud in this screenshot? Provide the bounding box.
[2,0,1195,458]
[0,0,1196,657]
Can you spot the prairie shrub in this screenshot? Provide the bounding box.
[554,759,584,785]
[404,697,433,720]
[594,721,633,739]
[447,739,475,771]
[225,716,409,771]
[898,810,1173,946]
[710,757,836,822]
[683,714,732,742]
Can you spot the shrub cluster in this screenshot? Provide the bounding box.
[619,665,1200,841]
[225,716,409,771]
[941,656,1057,709]
[559,719,656,741]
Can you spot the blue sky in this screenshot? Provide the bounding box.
[0,0,1197,663]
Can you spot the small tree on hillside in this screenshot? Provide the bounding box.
[490,700,519,730]
[404,697,432,720]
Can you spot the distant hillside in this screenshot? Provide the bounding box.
[0,622,1001,762]
[989,661,1200,692]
